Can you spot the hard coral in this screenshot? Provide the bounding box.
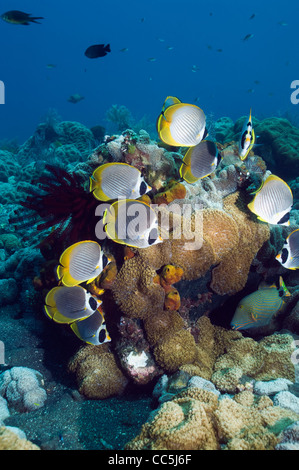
[125,387,299,451]
[153,329,197,373]
[111,257,165,319]
[68,344,128,399]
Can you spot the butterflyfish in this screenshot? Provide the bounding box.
[56,241,111,287]
[44,285,101,324]
[276,229,299,270]
[179,140,221,183]
[90,162,151,201]
[71,307,111,345]
[103,199,162,248]
[238,109,255,161]
[231,277,291,330]
[156,96,207,147]
[247,174,293,225]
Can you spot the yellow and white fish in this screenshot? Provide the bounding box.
[231,277,291,330]
[276,229,299,270]
[103,199,162,248]
[71,307,111,345]
[179,140,221,183]
[238,109,255,161]
[156,96,207,147]
[90,162,151,201]
[56,240,111,287]
[44,285,101,324]
[248,174,293,225]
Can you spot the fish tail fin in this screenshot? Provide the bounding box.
[30,17,44,23]
[279,276,291,296]
[105,44,111,52]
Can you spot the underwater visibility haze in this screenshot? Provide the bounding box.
[0,0,299,453]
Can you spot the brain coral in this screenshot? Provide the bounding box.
[125,388,299,451]
[68,344,128,399]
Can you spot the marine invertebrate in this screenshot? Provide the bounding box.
[125,387,299,451]
[0,427,40,450]
[18,164,99,248]
[0,367,47,412]
[68,344,128,399]
[211,332,296,393]
[153,329,197,373]
[111,257,165,319]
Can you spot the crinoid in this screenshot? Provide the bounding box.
[13,164,102,249]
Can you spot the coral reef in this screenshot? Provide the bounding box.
[125,387,299,450]
[0,426,40,450]
[0,367,47,412]
[68,344,128,399]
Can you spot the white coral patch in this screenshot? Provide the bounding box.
[127,351,148,368]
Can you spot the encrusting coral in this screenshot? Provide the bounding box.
[125,387,299,450]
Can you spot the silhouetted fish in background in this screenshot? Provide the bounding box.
[1,10,44,25]
[67,94,84,104]
[243,33,254,41]
[84,44,111,59]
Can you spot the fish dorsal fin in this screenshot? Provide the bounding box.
[258,280,276,290]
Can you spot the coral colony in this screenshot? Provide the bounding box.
[1,101,299,450]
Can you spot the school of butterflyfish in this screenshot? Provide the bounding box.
[44,96,298,341]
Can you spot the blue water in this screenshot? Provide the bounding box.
[0,0,298,142]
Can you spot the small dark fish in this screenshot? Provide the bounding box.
[85,44,111,59]
[249,14,255,20]
[1,10,44,25]
[147,57,156,62]
[243,33,254,41]
[217,49,223,52]
[119,48,128,52]
[67,94,84,104]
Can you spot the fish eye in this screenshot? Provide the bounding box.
[98,328,107,343]
[139,180,147,195]
[89,296,98,311]
[148,227,158,245]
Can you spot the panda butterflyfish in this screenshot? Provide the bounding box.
[44,285,101,324]
[103,199,162,248]
[71,307,111,345]
[247,174,293,225]
[231,277,291,330]
[276,229,299,270]
[56,241,111,287]
[90,162,151,202]
[179,140,222,183]
[156,96,207,147]
[238,108,256,161]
